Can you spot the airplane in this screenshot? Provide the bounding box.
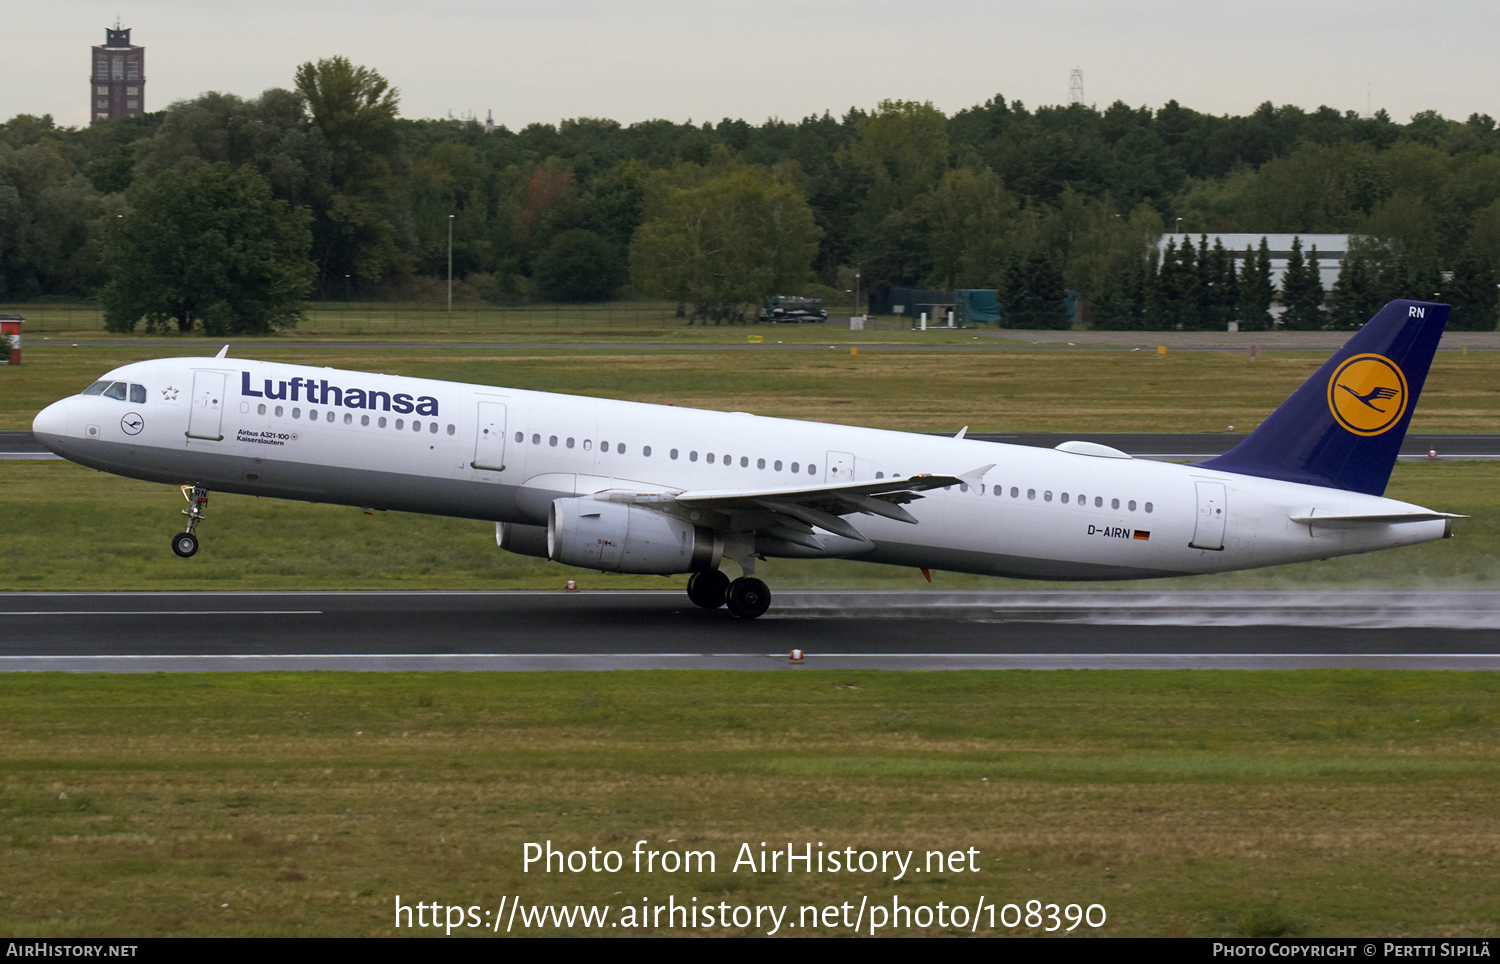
[30,299,1460,619]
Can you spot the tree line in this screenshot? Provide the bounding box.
[2,57,1499,332]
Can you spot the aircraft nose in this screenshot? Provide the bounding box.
[32,400,70,449]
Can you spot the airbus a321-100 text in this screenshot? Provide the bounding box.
[32,300,1460,618]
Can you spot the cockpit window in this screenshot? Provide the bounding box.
[129,384,146,403]
[102,382,128,400]
[82,381,109,396]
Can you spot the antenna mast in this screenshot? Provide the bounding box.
[1068,68,1085,106]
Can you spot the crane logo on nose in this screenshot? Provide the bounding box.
[1328,354,1407,436]
[121,413,145,435]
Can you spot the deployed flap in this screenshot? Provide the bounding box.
[674,468,989,523]
[1288,511,1463,529]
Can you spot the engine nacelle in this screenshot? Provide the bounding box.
[497,522,550,559]
[548,498,722,574]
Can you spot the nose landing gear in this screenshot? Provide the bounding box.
[172,485,209,558]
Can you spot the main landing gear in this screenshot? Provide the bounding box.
[172,485,209,558]
[687,570,771,619]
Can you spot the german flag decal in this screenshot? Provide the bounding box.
[1133,530,1151,541]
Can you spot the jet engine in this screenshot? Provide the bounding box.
[548,498,722,574]
[497,521,550,559]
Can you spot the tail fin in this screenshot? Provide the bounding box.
[1200,300,1448,496]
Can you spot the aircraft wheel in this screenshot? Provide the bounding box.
[687,569,730,609]
[171,532,199,558]
[725,577,771,619]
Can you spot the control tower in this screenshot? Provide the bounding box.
[90,25,145,122]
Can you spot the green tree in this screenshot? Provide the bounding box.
[1280,236,1326,329]
[1235,240,1275,331]
[294,57,408,294]
[1444,253,1500,331]
[100,163,314,335]
[533,229,624,301]
[1002,250,1071,329]
[629,165,822,321]
[1330,240,1383,330]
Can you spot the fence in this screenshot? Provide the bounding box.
[0,301,863,336]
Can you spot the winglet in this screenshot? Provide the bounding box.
[214,345,229,359]
[954,426,968,440]
[957,463,994,488]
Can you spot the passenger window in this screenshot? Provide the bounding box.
[515,432,523,443]
[82,381,109,396]
[378,417,386,428]
[875,471,883,479]
[707,453,715,464]
[276,406,284,417]
[103,382,127,400]
[1111,498,1120,509]
[1027,489,1035,500]
[687,450,696,461]
[584,440,592,451]
[1011,487,1019,498]
[129,384,147,403]
[670,448,679,460]
[808,464,816,474]
[740,456,748,468]
[619,444,628,455]
[257,403,266,415]
[791,462,799,473]
[446,424,455,435]
[394,418,402,429]
[532,433,540,444]
[568,438,576,448]
[775,460,783,471]
[344,413,352,425]
[757,458,765,469]
[1044,491,1053,502]
[602,441,611,453]
[549,436,558,447]
[294,408,303,419]
[644,446,652,457]
[994,486,1002,497]
[959,483,968,493]
[1145,502,1153,513]
[429,422,438,434]
[1061,493,1069,504]
[413,421,422,432]
[1128,500,1137,511]
[362,415,370,426]
[1094,496,1103,507]
[328,411,336,423]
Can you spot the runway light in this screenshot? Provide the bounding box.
[1429,450,1438,460]
[565,579,578,591]
[789,649,804,663]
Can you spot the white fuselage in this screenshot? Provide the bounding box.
[31,356,1449,580]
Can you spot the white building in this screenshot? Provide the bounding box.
[1160,233,1347,293]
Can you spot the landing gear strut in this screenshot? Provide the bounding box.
[172,485,209,558]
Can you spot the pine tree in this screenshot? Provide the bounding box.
[1280,236,1326,330]
[1236,240,1274,331]
[1331,243,1381,330]
[1443,254,1500,331]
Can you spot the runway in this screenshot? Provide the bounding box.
[3,590,1499,672]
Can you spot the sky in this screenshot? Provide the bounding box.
[12,1,1500,130]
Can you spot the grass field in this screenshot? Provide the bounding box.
[1,670,1495,937]
[8,340,1500,434]
[1,458,1495,591]
[3,337,1498,939]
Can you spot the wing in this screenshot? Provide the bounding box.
[593,465,994,548]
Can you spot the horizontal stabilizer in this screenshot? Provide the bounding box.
[1288,511,1464,529]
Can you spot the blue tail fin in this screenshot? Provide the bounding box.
[1200,300,1448,496]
